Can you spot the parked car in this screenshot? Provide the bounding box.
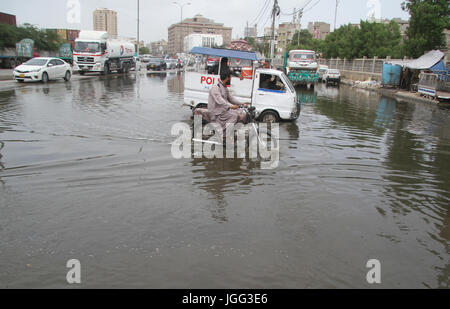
[323,69,341,85]
[141,54,152,63]
[318,65,328,81]
[165,59,178,69]
[147,58,167,71]
[206,57,220,74]
[14,57,72,83]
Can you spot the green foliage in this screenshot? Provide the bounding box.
[245,36,270,58]
[319,21,403,59]
[139,46,150,55]
[0,23,65,51]
[402,0,450,58]
[287,30,321,52]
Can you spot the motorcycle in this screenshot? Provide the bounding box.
[190,105,274,148]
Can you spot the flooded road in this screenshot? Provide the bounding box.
[0,73,449,288]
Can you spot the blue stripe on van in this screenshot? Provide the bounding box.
[258,88,284,94]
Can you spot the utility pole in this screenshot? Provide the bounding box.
[270,0,279,67]
[137,0,140,57]
[173,1,191,55]
[334,0,339,31]
[297,9,303,46]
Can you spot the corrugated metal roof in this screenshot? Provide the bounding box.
[190,47,259,61]
[385,50,445,70]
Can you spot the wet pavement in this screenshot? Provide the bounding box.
[0,73,449,288]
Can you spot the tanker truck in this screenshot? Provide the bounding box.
[73,31,135,75]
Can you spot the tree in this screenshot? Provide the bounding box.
[139,46,150,55]
[402,0,450,58]
[319,21,403,59]
[287,30,321,52]
[0,24,19,49]
[0,24,64,51]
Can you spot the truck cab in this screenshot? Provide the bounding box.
[184,47,299,122]
[286,50,318,73]
[284,50,319,87]
[73,31,135,75]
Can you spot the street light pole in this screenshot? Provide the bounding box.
[137,0,140,57]
[173,1,191,55]
[270,0,279,67]
[334,0,339,31]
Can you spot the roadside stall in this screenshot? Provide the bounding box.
[384,50,448,101]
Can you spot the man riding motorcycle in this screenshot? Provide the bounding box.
[207,69,249,130]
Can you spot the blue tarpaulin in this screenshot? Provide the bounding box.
[430,61,449,81]
[189,47,259,61]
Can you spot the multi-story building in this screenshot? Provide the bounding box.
[277,22,301,54]
[264,27,277,38]
[0,12,16,26]
[184,34,223,53]
[168,14,232,55]
[93,8,118,38]
[148,40,168,57]
[47,29,80,48]
[307,22,330,40]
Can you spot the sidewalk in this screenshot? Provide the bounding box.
[341,78,442,105]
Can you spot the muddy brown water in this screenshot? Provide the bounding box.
[0,73,449,288]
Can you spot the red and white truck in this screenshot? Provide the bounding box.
[72,31,135,75]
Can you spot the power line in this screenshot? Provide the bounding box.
[249,0,271,25]
[303,0,322,13]
[281,0,313,16]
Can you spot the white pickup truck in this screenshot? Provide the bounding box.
[184,47,300,123]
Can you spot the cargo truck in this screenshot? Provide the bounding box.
[284,50,319,88]
[73,31,135,75]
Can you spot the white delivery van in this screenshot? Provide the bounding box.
[184,47,300,123]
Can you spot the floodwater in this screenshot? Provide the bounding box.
[0,73,449,288]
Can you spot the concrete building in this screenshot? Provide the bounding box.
[93,8,118,38]
[0,12,16,26]
[184,34,223,53]
[277,22,301,54]
[264,27,277,38]
[307,22,330,40]
[47,29,80,48]
[148,40,168,57]
[168,14,232,55]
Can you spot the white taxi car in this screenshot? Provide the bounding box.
[14,57,72,83]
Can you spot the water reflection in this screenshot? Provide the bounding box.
[191,158,257,223]
[167,72,184,94]
[374,97,397,128]
[297,89,317,105]
[1,74,450,288]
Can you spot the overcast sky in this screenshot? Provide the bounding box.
[0,0,410,43]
